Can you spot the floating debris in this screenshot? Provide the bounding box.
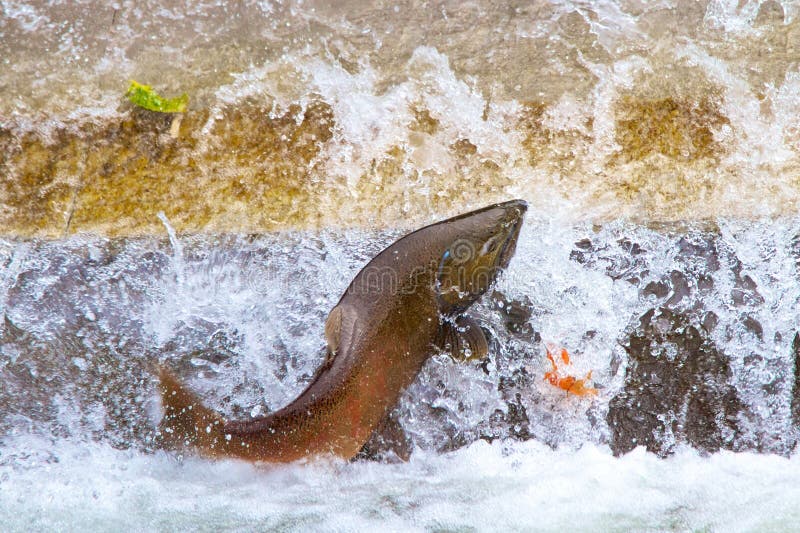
[543,344,597,397]
[125,80,189,113]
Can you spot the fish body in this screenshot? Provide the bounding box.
[159,200,527,462]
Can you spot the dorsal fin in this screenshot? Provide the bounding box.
[325,304,358,353]
[225,304,361,437]
[325,305,344,355]
[324,303,359,360]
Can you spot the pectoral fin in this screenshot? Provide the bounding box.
[437,316,489,362]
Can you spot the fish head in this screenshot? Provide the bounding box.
[436,199,527,316]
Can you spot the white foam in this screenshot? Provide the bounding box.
[1,437,798,531]
[3,1,49,32]
[704,0,762,34]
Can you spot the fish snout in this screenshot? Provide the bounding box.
[496,198,528,215]
[496,199,527,270]
[495,199,528,223]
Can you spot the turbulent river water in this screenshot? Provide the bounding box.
[3,0,800,531]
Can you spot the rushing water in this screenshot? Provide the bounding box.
[1,217,799,529]
[4,439,800,531]
[4,0,800,235]
[3,0,800,530]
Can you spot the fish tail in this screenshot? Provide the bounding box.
[157,366,229,458]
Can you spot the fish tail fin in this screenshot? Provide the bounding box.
[157,366,229,458]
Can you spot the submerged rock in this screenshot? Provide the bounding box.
[607,307,743,456]
[604,230,797,456]
[792,333,800,434]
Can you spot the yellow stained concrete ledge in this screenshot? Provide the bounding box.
[1,100,334,239]
[1,90,791,239]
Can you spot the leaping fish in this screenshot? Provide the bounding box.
[158,200,527,462]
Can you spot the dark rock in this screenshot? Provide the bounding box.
[608,307,743,456]
[491,290,536,339]
[792,333,800,430]
[701,311,718,333]
[569,236,649,282]
[643,280,669,299]
[677,236,720,272]
[742,316,763,340]
[730,260,764,307]
[500,399,533,441]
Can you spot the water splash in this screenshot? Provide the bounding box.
[5,1,800,236]
[3,0,800,528]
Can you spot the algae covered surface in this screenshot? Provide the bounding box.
[1,101,334,237]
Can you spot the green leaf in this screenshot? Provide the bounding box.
[125,80,188,113]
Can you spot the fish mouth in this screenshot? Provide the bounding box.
[495,200,527,271]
